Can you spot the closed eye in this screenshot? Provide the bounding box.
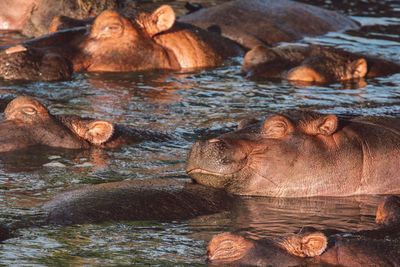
[22,107,37,115]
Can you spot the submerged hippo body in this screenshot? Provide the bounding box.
[186,110,400,197]
[43,179,235,225]
[0,96,166,152]
[0,179,234,242]
[179,0,358,49]
[207,196,400,267]
[241,45,400,82]
[0,6,241,81]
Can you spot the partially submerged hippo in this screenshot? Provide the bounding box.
[0,179,234,242]
[0,96,166,152]
[0,6,241,81]
[179,0,358,49]
[186,110,400,197]
[207,195,400,266]
[42,179,235,225]
[0,0,118,37]
[241,45,400,82]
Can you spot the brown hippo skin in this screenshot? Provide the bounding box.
[186,110,400,197]
[179,0,359,50]
[0,96,166,152]
[42,179,235,225]
[0,6,242,81]
[207,195,400,267]
[241,45,400,82]
[0,0,118,37]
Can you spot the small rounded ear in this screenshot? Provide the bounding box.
[350,58,368,79]
[285,66,325,82]
[262,115,294,138]
[149,5,176,36]
[207,233,253,262]
[317,114,338,136]
[237,118,258,130]
[300,232,327,257]
[84,121,114,145]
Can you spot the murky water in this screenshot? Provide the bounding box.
[0,0,399,265]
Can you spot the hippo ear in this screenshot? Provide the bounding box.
[317,114,338,136]
[277,232,327,258]
[300,232,327,257]
[262,115,294,138]
[149,5,176,36]
[285,66,324,82]
[84,121,114,145]
[350,58,368,78]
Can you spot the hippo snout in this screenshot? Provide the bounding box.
[186,138,248,188]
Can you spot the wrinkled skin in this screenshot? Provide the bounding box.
[186,110,400,197]
[0,0,118,37]
[241,45,400,82]
[207,196,400,267]
[0,6,241,81]
[0,96,166,152]
[179,0,358,50]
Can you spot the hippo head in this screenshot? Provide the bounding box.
[0,96,115,152]
[242,45,368,82]
[186,110,364,197]
[80,6,178,72]
[207,231,327,265]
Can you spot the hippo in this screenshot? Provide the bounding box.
[186,110,400,197]
[0,6,242,81]
[207,195,400,266]
[0,0,118,37]
[0,96,166,152]
[42,179,235,225]
[241,45,400,82]
[179,0,358,50]
[0,179,235,242]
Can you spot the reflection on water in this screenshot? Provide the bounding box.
[0,0,399,265]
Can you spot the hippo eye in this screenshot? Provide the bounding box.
[22,107,37,115]
[102,23,122,34]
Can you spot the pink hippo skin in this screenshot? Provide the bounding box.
[0,96,166,152]
[186,110,400,197]
[0,6,242,81]
[207,196,400,267]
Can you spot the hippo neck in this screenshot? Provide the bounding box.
[153,22,240,69]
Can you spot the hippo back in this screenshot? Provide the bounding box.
[179,0,359,49]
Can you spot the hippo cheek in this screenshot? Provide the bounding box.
[186,139,248,189]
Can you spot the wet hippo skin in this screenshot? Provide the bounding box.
[179,0,358,49]
[241,44,400,82]
[186,110,400,197]
[0,96,166,152]
[42,179,235,225]
[207,195,400,267]
[0,6,242,81]
[0,0,118,37]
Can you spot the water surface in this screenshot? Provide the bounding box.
[0,0,399,265]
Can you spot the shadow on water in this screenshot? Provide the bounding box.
[0,0,399,265]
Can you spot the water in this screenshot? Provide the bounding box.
[0,0,399,265]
